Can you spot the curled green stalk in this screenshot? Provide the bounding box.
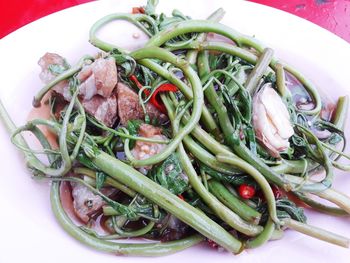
[294,124,334,192]
[89,13,159,52]
[146,19,266,52]
[123,47,204,167]
[136,58,220,137]
[168,40,321,115]
[112,216,155,238]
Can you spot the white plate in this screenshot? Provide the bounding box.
[1,0,350,262]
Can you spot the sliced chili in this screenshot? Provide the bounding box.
[129,75,177,114]
[149,83,177,114]
[178,194,185,201]
[131,7,145,14]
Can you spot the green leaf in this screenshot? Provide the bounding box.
[95,171,106,191]
[328,133,342,145]
[200,164,256,187]
[276,198,307,223]
[48,63,69,75]
[150,153,188,195]
[263,72,276,84]
[127,119,142,149]
[77,152,98,170]
[258,198,307,224]
[107,200,137,220]
[110,49,136,76]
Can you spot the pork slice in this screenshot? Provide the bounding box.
[78,74,97,101]
[82,95,118,127]
[78,57,118,100]
[71,182,115,224]
[93,58,118,97]
[117,82,168,125]
[38,52,71,101]
[38,52,66,83]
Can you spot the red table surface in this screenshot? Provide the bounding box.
[1,0,349,43]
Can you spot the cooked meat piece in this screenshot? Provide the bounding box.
[138,123,163,137]
[131,123,167,161]
[76,64,93,82]
[71,182,115,224]
[38,53,118,127]
[82,95,118,127]
[78,57,118,100]
[78,73,97,101]
[38,52,66,83]
[38,52,71,101]
[117,82,168,125]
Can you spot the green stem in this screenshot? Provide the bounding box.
[292,192,348,216]
[92,150,242,253]
[284,174,350,214]
[245,48,274,95]
[177,143,262,236]
[245,218,275,249]
[74,167,136,197]
[183,135,239,175]
[186,8,225,64]
[208,180,261,224]
[332,95,349,130]
[168,40,321,115]
[275,63,291,99]
[283,218,350,248]
[216,154,280,225]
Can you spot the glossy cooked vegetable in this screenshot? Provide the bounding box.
[1,0,350,257]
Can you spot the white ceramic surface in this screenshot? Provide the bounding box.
[1,0,350,262]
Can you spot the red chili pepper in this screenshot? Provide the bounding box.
[238,184,255,199]
[178,194,185,201]
[129,75,147,93]
[129,75,177,114]
[131,7,145,14]
[149,83,177,114]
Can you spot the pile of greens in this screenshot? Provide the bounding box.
[1,0,350,256]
